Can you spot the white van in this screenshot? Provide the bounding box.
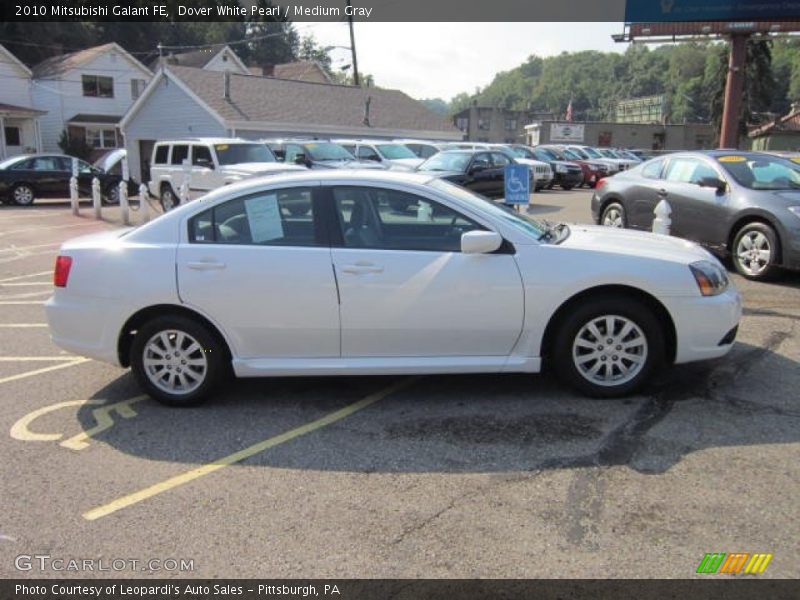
[148,138,306,211]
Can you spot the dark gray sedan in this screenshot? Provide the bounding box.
[591,150,800,280]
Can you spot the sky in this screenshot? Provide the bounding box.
[295,22,627,100]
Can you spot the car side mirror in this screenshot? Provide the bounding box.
[698,176,726,193]
[470,164,487,174]
[294,153,307,165]
[196,158,213,169]
[461,230,502,254]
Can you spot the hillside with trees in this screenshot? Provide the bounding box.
[442,40,800,133]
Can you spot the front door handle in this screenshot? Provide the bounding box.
[340,262,383,274]
[187,260,226,270]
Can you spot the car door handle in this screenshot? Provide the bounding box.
[187,260,226,270]
[340,262,384,274]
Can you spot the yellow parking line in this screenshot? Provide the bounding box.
[0,324,47,328]
[83,377,418,521]
[0,358,89,386]
[0,356,80,361]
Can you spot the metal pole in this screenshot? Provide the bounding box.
[92,177,102,219]
[139,183,150,223]
[719,34,748,149]
[346,0,360,87]
[70,158,79,216]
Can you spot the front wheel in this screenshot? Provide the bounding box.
[11,184,35,206]
[160,186,178,212]
[732,222,781,281]
[130,316,226,406]
[552,297,664,398]
[103,185,120,206]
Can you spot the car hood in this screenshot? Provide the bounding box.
[560,224,713,265]
[552,160,581,169]
[221,163,306,177]
[386,157,425,170]
[311,159,387,170]
[417,169,464,179]
[512,158,549,169]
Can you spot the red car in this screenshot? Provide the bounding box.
[542,146,610,188]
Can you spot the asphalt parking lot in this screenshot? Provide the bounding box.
[0,189,798,579]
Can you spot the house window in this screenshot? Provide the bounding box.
[85,127,118,149]
[82,74,114,98]
[4,126,21,146]
[455,117,469,131]
[477,118,491,130]
[131,79,147,100]
[504,118,517,131]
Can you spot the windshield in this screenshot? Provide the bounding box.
[544,147,567,160]
[533,147,558,161]
[214,143,275,165]
[419,152,472,172]
[718,155,800,190]
[429,178,549,239]
[561,149,582,161]
[376,144,417,159]
[509,146,535,160]
[580,147,602,159]
[305,142,355,161]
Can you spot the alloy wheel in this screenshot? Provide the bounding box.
[735,231,771,277]
[13,185,34,205]
[602,206,623,227]
[572,315,648,387]
[142,330,207,395]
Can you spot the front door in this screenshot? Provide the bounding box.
[328,185,524,357]
[176,184,340,359]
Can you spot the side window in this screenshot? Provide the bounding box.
[357,146,380,161]
[189,187,316,247]
[421,146,438,159]
[471,153,491,170]
[641,159,664,180]
[153,145,169,165]
[664,158,700,183]
[284,144,303,163]
[690,161,720,185]
[171,145,189,166]
[490,152,511,167]
[192,145,213,167]
[331,186,483,252]
[339,144,356,155]
[77,160,93,173]
[32,157,59,171]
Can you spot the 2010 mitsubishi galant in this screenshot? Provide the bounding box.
[46,171,741,406]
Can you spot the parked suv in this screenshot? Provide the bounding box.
[333,139,424,171]
[148,138,305,211]
[265,140,387,171]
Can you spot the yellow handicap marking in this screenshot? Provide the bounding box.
[10,395,147,451]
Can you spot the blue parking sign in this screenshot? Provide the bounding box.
[504,164,530,205]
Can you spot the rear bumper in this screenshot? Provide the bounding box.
[45,294,122,366]
[663,287,742,364]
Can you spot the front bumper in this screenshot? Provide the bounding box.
[663,287,742,364]
[554,171,584,188]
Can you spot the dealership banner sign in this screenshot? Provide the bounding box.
[550,124,585,143]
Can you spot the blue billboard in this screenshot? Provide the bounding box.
[625,0,800,22]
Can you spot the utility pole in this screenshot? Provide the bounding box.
[346,0,360,86]
[719,33,748,149]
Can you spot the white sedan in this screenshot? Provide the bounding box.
[46,171,741,406]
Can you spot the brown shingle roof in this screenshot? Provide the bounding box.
[169,66,458,134]
[273,61,331,84]
[749,109,800,137]
[152,48,221,70]
[33,43,116,78]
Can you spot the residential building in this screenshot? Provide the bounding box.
[120,66,461,183]
[150,45,249,75]
[248,61,332,84]
[31,42,152,160]
[525,120,715,151]
[0,44,44,159]
[749,104,800,151]
[452,105,556,143]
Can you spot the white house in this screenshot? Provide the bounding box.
[31,42,152,160]
[150,45,249,75]
[0,44,44,160]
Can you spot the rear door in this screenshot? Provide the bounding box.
[176,184,340,359]
[466,152,495,196]
[328,184,524,358]
[626,158,666,229]
[489,152,513,198]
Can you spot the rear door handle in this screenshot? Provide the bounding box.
[187,260,226,270]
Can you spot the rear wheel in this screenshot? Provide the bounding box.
[11,184,35,206]
[130,316,226,406]
[552,296,664,398]
[160,185,178,212]
[561,184,574,191]
[104,185,120,205]
[732,222,780,281]
[601,201,626,228]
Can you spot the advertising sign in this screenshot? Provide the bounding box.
[625,0,800,23]
[550,123,585,143]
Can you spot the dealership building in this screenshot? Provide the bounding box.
[525,120,715,151]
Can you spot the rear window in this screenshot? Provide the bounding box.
[170,145,189,166]
[153,145,168,164]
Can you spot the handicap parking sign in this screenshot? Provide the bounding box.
[504,164,530,205]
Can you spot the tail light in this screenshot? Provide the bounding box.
[595,178,608,190]
[54,255,72,288]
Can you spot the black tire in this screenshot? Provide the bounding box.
[103,185,120,206]
[561,184,574,191]
[11,183,35,206]
[130,315,226,406]
[731,222,781,281]
[160,185,178,212]
[600,201,627,228]
[546,181,555,190]
[551,295,665,398]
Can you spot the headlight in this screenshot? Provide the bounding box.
[788,206,800,218]
[690,260,729,297]
[556,164,568,173]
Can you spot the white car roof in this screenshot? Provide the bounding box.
[154,138,262,146]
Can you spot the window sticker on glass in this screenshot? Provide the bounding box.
[718,156,746,163]
[791,157,800,164]
[245,194,284,243]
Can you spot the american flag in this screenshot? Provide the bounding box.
[565,99,574,122]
